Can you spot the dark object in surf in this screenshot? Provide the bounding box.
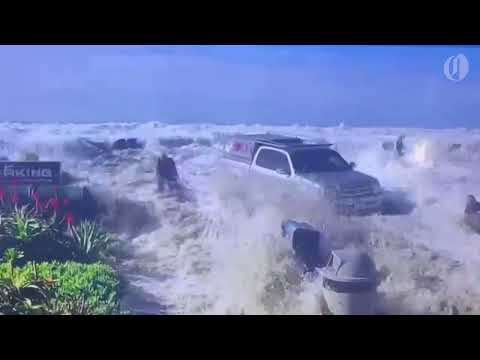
[382,141,394,151]
[281,220,332,272]
[156,154,179,192]
[395,135,406,157]
[448,143,462,152]
[112,138,144,151]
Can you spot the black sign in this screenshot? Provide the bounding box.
[0,162,61,185]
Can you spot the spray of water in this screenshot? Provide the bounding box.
[2,122,480,314]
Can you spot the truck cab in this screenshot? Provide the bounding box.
[223,134,383,216]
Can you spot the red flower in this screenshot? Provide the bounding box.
[32,191,39,201]
[233,142,241,151]
[47,197,61,212]
[35,200,44,213]
[66,212,76,227]
[11,192,19,205]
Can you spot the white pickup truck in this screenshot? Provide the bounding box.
[221,134,383,216]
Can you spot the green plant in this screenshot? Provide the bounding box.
[0,257,53,315]
[0,261,120,315]
[68,221,113,263]
[46,295,92,315]
[5,206,49,244]
[0,281,50,315]
[0,206,73,263]
[2,248,24,279]
[0,213,16,254]
[0,213,5,235]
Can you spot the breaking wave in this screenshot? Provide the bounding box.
[2,121,480,314]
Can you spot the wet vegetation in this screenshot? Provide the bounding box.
[0,204,121,315]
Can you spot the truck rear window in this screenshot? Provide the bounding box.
[255,149,291,175]
[290,149,350,173]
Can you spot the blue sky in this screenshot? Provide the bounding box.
[0,45,478,128]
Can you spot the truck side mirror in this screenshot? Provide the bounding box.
[349,162,356,169]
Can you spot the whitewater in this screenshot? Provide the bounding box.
[2,121,480,315]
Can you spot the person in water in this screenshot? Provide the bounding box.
[395,135,406,157]
[156,153,179,192]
